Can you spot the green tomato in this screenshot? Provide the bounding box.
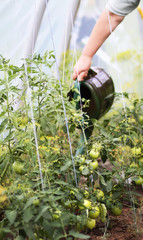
[0,185,7,203]
[99,203,107,223]
[89,206,100,219]
[84,190,89,199]
[130,162,139,168]
[138,116,143,124]
[52,210,61,220]
[70,190,76,200]
[89,149,100,159]
[12,161,26,175]
[18,116,28,125]
[111,206,122,216]
[79,199,92,210]
[79,165,84,172]
[32,199,40,206]
[135,176,143,185]
[132,147,142,155]
[80,156,85,165]
[86,218,96,230]
[135,147,142,155]
[89,160,98,170]
[94,189,104,201]
[138,157,143,164]
[92,142,102,151]
[84,199,92,208]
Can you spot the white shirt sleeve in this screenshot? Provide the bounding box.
[106,0,141,16]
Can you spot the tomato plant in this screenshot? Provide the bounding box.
[0,52,143,239]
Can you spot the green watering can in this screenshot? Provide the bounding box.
[68,67,115,156]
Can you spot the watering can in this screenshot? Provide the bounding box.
[68,67,115,155]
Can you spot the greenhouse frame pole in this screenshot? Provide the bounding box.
[24,0,80,62]
[24,0,47,59]
[59,0,80,65]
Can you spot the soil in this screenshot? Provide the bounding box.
[79,185,143,240]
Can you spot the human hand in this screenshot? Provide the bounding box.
[72,54,92,81]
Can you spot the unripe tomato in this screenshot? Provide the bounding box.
[99,203,107,223]
[70,190,76,199]
[84,190,89,199]
[135,176,143,185]
[138,116,143,124]
[89,149,100,159]
[80,156,85,165]
[18,116,28,125]
[79,165,84,172]
[79,199,92,210]
[86,218,96,230]
[127,117,136,124]
[111,206,122,216]
[138,157,143,164]
[135,147,142,155]
[32,199,40,206]
[92,142,102,151]
[89,206,100,219]
[131,147,141,155]
[0,185,7,203]
[12,161,26,175]
[89,160,98,170]
[130,162,139,168]
[94,189,104,201]
[83,199,92,208]
[52,210,61,220]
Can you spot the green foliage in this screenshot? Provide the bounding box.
[0,52,143,239]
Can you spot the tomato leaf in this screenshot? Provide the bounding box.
[0,118,8,134]
[60,161,71,172]
[5,210,17,225]
[69,230,90,239]
[23,208,33,223]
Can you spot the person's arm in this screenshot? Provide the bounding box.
[73,8,124,81]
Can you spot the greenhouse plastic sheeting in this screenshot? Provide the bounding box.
[0,0,143,96]
[0,0,79,66]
